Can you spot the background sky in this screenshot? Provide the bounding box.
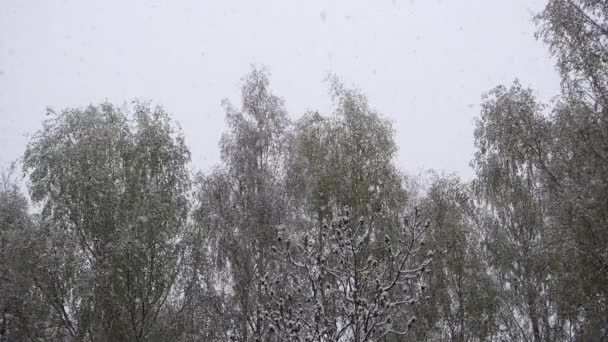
[0,0,561,181]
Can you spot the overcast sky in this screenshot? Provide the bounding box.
[1,0,561,180]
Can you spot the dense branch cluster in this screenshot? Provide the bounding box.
[258,208,433,342]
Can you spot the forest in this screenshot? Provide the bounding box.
[1,0,607,341]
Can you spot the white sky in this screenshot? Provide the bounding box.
[0,0,561,180]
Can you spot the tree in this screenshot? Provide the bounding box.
[194,66,291,342]
[416,175,499,342]
[0,164,48,341]
[536,3,608,338]
[23,102,192,341]
[286,78,406,225]
[472,81,563,342]
[258,207,433,342]
[536,0,608,108]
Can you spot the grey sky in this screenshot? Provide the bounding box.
[0,0,560,180]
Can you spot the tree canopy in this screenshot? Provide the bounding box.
[2,2,608,341]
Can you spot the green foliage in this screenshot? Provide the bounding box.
[7,3,608,339]
[536,0,608,106]
[23,102,191,341]
[416,175,499,342]
[0,165,49,341]
[286,78,404,223]
[195,66,291,342]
